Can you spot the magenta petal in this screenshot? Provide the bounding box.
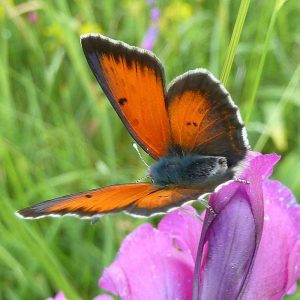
[46,292,67,300]
[243,180,300,299]
[99,224,194,300]
[158,206,202,261]
[241,152,280,180]
[287,283,297,295]
[93,295,114,300]
[197,189,256,299]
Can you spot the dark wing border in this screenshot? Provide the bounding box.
[81,34,168,159]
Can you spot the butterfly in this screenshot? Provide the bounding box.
[17,34,249,219]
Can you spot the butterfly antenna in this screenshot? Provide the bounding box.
[133,143,150,168]
[136,174,152,183]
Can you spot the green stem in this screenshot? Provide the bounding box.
[245,0,286,125]
[220,0,251,85]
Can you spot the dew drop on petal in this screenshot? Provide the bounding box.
[287,199,296,208]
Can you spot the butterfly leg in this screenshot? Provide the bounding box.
[234,176,250,184]
[179,199,218,218]
[135,174,152,183]
[91,216,101,225]
[206,205,218,217]
[197,198,217,217]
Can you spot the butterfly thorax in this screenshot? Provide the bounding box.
[149,153,232,188]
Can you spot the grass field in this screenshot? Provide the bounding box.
[1,0,300,299]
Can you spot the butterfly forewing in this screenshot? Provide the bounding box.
[81,34,171,159]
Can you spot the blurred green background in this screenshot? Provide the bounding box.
[1,0,300,299]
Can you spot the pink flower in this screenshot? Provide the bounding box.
[27,12,38,24]
[141,4,160,50]
[46,291,67,300]
[141,25,159,50]
[98,153,300,299]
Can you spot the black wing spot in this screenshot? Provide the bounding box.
[193,122,198,127]
[118,98,128,106]
[85,194,92,198]
[186,122,191,126]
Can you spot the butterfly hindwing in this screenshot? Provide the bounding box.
[17,183,202,218]
[17,183,153,218]
[128,187,202,216]
[167,69,248,168]
[81,34,171,159]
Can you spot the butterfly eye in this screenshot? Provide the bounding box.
[218,157,227,167]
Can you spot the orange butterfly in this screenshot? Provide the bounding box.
[17,34,249,219]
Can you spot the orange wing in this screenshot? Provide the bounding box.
[16,183,202,218]
[166,69,249,168]
[81,34,171,159]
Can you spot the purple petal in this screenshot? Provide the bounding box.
[197,188,256,299]
[99,224,194,299]
[194,152,274,298]
[158,206,202,261]
[150,8,160,21]
[243,180,300,299]
[141,25,158,50]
